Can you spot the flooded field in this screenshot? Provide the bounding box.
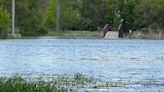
[0,38,164,91]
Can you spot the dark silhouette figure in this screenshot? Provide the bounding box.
[103,24,112,37]
[118,19,124,37]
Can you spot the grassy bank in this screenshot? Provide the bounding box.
[124,31,164,40]
[47,31,102,38]
[0,30,102,39]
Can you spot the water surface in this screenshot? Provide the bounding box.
[0,38,164,91]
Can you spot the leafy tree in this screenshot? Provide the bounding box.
[0,8,10,38]
[104,0,137,32]
[43,0,57,31]
[80,0,104,31]
[1,0,164,37]
[60,0,81,30]
[135,0,164,31]
[104,0,119,29]
[15,0,47,36]
[43,0,81,31]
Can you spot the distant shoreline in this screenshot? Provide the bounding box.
[0,30,164,40]
[124,31,164,40]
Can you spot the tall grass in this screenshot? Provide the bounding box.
[0,73,95,92]
[0,73,162,92]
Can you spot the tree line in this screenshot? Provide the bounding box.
[0,0,164,37]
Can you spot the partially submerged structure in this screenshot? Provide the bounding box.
[103,19,124,39]
[102,24,119,39]
[104,31,119,39]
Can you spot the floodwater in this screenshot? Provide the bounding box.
[0,38,164,91]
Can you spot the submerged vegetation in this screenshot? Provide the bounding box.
[0,0,164,38]
[0,73,164,92]
[0,73,89,92]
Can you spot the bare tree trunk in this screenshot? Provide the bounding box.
[56,0,60,32]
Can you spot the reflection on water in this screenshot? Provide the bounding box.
[0,39,164,91]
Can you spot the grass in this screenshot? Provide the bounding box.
[47,30,102,37]
[0,73,128,92]
[1,30,102,39]
[0,73,163,92]
[0,73,95,92]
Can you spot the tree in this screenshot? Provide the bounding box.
[104,0,137,32]
[79,0,105,31]
[135,0,164,31]
[60,0,81,31]
[15,0,47,36]
[0,8,10,38]
[104,0,118,29]
[43,0,81,31]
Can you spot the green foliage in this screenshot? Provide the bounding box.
[104,0,116,27]
[135,0,164,31]
[0,0,47,36]
[0,74,93,92]
[0,8,10,38]
[104,0,137,31]
[0,76,70,92]
[80,0,104,31]
[0,0,164,37]
[43,0,57,31]
[16,0,47,36]
[44,0,81,31]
